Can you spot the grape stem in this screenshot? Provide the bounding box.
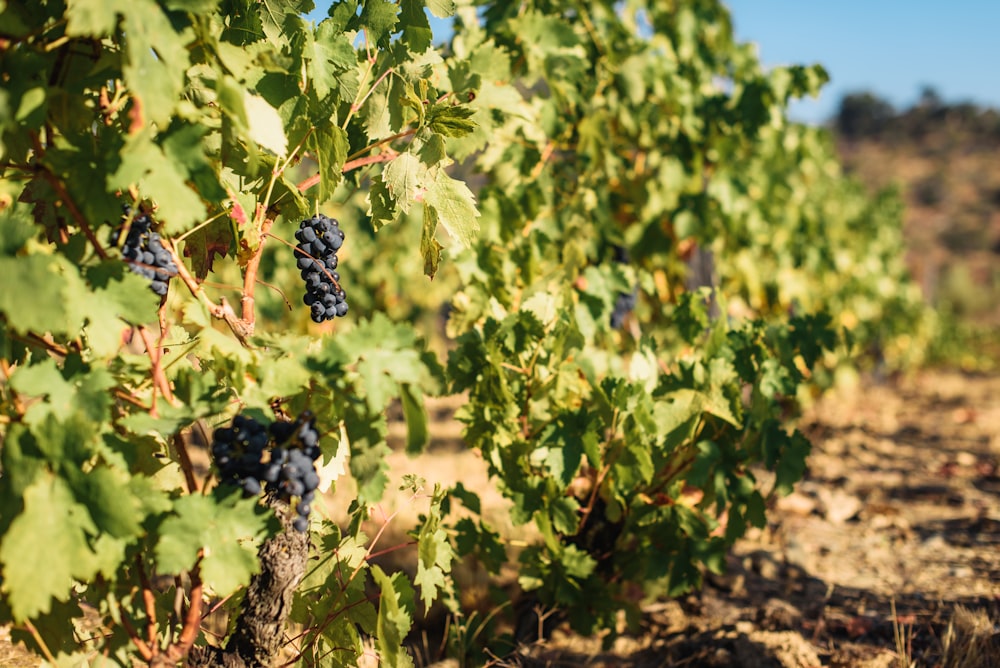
[263,231,344,294]
[296,127,417,193]
[117,603,154,662]
[22,620,57,665]
[135,555,160,658]
[173,432,200,494]
[167,559,204,663]
[9,330,151,409]
[136,325,176,416]
[239,215,275,334]
[28,131,109,260]
[161,240,254,346]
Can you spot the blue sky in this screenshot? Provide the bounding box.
[306,2,999,124]
[726,1,1000,123]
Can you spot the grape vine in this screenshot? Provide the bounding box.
[0,0,935,665]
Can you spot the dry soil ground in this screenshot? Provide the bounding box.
[475,369,1000,667]
[2,369,998,667]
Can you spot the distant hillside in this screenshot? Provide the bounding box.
[830,90,1000,333]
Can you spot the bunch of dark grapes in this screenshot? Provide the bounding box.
[610,289,638,329]
[109,207,178,296]
[294,214,348,323]
[210,411,323,533]
[609,244,637,330]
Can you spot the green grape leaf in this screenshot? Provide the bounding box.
[306,122,349,203]
[357,0,400,48]
[155,490,278,596]
[426,103,476,138]
[363,75,393,140]
[424,169,479,248]
[368,173,397,231]
[10,359,110,427]
[309,19,359,104]
[121,4,189,127]
[371,565,415,668]
[66,466,145,539]
[560,543,597,580]
[0,255,86,335]
[110,133,206,234]
[425,0,455,17]
[764,424,812,496]
[0,207,36,255]
[550,495,580,535]
[413,525,452,609]
[657,387,739,430]
[398,0,432,52]
[399,383,429,454]
[0,475,100,621]
[420,201,443,277]
[243,91,288,157]
[84,261,160,325]
[412,486,454,608]
[64,0,132,35]
[383,152,426,214]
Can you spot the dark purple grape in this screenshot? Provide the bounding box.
[282,478,305,498]
[112,212,178,295]
[263,463,281,484]
[210,411,322,535]
[294,214,348,322]
[302,470,319,492]
[269,422,295,444]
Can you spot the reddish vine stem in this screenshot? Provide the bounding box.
[530,139,556,180]
[162,240,252,345]
[296,127,417,193]
[167,559,204,661]
[117,604,154,662]
[239,215,274,332]
[342,151,396,174]
[366,540,417,560]
[134,555,159,657]
[28,131,110,260]
[296,151,397,193]
[156,300,174,397]
[11,330,149,408]
[172,432,200,494]
[136,326,174,415]
[345,128,417,162]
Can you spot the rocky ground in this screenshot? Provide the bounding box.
[2,369,997,667]
[489,369,1000,667]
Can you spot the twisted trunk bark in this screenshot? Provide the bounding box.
[186,501,309,668]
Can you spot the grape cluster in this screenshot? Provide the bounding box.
[609,245,637,330]
[610,289,637,329]
[109,207,178,296]
[295,214,348,323]
[210,412,323,533]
